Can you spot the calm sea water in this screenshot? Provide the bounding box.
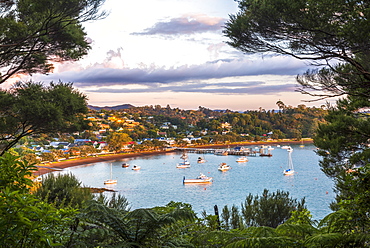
[58,144,335,220]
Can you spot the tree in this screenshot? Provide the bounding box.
[241,189,306,228]
[107,132,132,152]
[77,201,196,247]
[0,81,90,156]
[224,0,370,236]
[224,0,369,99]
[0,0,107,84]
[0,153,78,246]
[34,173,93,208]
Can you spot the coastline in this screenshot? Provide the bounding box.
[33,139,313,176]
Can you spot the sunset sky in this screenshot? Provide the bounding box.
[28,0,327,111]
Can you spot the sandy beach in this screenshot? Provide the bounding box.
[34,140,312,176]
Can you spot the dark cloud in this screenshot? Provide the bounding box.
[132,14,225,35]
[86,81,296,95]
[36,56,307,95]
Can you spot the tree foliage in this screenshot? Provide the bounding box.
[107,132,133,152]
[0,81,90,156]
[34,173,93,208]
[0,0,107,84]
[225,0,370,241]
[224,0,369,99]
[0,153,77,247]
[241,189,306,228]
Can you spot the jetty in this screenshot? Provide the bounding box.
[175,145,277,157]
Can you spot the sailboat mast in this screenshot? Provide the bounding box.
[288,149,293,170]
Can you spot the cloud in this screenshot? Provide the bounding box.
[34,55,306,96]
[132,14,225,35]
[85,81,296,95]
[41,56,306,85]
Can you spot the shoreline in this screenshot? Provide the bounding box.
[33,139,313,176]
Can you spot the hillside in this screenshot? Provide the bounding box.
[88,104,135,111]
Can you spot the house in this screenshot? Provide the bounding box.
[49,141,70,149]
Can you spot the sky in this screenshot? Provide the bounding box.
[26,0,328,111]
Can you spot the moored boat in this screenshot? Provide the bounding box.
[104,163,117,184]
[177,151,191,168]
[183,173,213,184]
[176,161,191,168]
[283,147,295,175]
[218,162,231,171]
[197,156,206,163]
[122,163,130,168]
[104,179,118,184]
[215,150,228,156]
[236,156,248,162]
[132,165,141,170]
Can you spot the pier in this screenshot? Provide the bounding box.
[175,145,276,157]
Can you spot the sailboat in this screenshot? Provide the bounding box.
[283,147,295,175]
[104,163,117,184]
[176,151,191,168]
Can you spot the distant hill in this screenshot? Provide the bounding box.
[88,104,135,111]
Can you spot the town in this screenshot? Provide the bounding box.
[16,103,326,164]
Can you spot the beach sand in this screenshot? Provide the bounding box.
[33,140,312,176]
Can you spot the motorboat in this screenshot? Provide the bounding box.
[218,162,231,171]
[183,173,213,184]
[176,161,191,168]
[197,156,206,163]
[132,165,141,170]
[104,163,117,184]
[236,156,248,162]
[283,147,295,175]
[122,163,130,168]
[215,150,228,156]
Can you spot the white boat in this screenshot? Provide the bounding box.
[215,150,228,156]
[218,162,231,171]
[283,147,295,175]
[236,156,248,162]
[132,165,141,170]
[197,156,206,163]
[177,151,191,168]
[104,163,117,184]
[176,161,191,168]
[183,173,213,184]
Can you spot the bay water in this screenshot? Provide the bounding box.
[60,143,335,221]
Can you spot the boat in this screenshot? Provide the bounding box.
[176,161,191,168]
[177,151,191,168]
[236,156,248,162]
[215,150,228,156]
[260,153,273,157]
[132,165,141,170]
[197,156,206,163]
[122,163,130,168]
[259,145,273,156]
[104,163,117,185]
[283,147,295,175]
[183,173,213,184]
[218,162,231,171]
